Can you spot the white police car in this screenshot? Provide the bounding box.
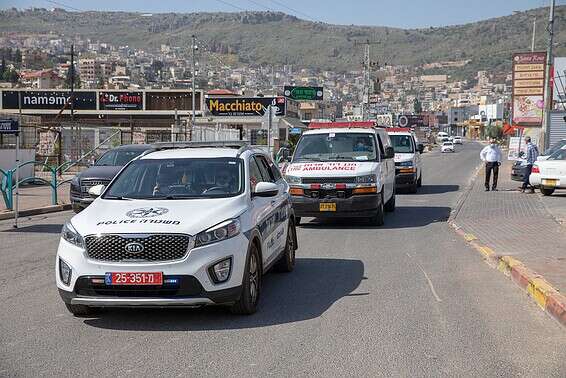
[56,142,297,316]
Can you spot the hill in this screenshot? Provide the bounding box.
[1,7,565,80]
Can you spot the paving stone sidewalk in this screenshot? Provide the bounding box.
[453,159,566,294]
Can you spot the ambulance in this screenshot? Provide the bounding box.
[284,122,396,226]
[387,128,424,193]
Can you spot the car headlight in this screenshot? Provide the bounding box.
[285,175,302,185]
[397,161,413,167]
[356,174,377,184]
[61,221,85,248]
[195,219,241,247]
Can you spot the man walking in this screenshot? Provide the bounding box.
[521,136,539,193]
[480,138,502,191]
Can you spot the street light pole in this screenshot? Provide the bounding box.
[191,35,197,140]
[531,17,537,52]
[542,0,555,151]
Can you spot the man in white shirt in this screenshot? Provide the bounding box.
[480,139,502,191]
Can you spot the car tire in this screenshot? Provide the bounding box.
[72,204,82,214]
[231,243,261,315]
[295,217,301,226]
[384,188,396,213]
[417,174,422,188]
[65,303,96,317]
[274,221,297,273]
[540,187,555,196]
[369,192,385,226]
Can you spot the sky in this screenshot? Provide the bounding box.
[1,0,565,28]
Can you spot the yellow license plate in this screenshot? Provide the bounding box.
[542,179,558,187]
[319,203,337,212]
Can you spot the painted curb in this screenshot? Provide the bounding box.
[450,222,566,328]
[0,204,72,221]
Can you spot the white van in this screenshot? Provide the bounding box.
[284,123,396,226]
[387,128,424,193]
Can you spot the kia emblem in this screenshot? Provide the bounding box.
[124,242,144,254]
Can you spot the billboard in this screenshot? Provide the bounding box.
[398,115,429,128]
[283,86,323,101]
[554,57,566,106]
[99,91,143,111]
[2,90,97,110]
[0,119,18,134]
[145,91,201,111]
[207,97,286,117]
[512,52,547,126]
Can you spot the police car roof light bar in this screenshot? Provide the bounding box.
[151,141,250,151]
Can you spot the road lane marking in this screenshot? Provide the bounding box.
[406,253,442,303]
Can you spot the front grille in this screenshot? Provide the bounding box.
[304,188,353,199]
[302,177,356,184]
[80,179,110,194]
[74,275,203,297]
[85,234,192,262]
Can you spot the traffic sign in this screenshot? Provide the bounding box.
[0,119,19,134]
[284,86,323,101]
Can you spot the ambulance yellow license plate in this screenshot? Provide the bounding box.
[319,203,337,212]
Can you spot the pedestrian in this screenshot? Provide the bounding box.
[480,138,502,191]
[521,136,539,193]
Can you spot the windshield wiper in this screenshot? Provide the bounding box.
[104,195,135,200]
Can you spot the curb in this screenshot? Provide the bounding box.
[0,204,72,221]
[451,222,566,327]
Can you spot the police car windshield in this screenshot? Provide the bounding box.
[390,135,414,154]
[96,150,145,167]
[103,157,244,199]
[293,133,377,162]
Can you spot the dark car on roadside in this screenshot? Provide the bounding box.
[511,139,566,182]
[70,144,152,212]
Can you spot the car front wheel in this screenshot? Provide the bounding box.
[231,243,261,315]
[369,192,385,226]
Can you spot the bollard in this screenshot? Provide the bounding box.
[51,168,58,205]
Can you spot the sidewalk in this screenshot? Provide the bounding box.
[451,159,566,325]
[1,184,70,212]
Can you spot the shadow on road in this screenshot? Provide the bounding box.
[2,224,63,234]
[404,184,460,195]
[299,206,451,230]
[81,258,364,331]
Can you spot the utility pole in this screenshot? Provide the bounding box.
[191,35,197,141]
[541,0,555,151]
[531,17,537,52]
[355,39,379,120]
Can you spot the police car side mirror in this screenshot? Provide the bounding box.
[417,144,425,153]
[88,184,105,198]
[253,182,279,198]
[384,146,395,159]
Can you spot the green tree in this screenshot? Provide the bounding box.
[14,49,22,64]
[413,98,422,114]
[2,68,20,83]
[65,66,81,89]
[0,58,5,77]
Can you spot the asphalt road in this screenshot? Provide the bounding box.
[1,142,565,377]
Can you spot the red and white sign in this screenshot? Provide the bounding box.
[286,162,360,173]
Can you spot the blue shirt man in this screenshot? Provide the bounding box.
[522,137,539,193]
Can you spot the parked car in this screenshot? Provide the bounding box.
[441,142,455,153]
[511,139,566,182]
[388,128,424,193]
[530,146,566,196]
[70,144,153,212]
[57,141,297,316]
[285,124,396,226]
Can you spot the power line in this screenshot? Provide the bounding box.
[267,0,317,21]
[246,0,277,12]
[214,0,247,12]
[43,0,83,12]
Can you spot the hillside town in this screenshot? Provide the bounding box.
[2,3,566,377]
